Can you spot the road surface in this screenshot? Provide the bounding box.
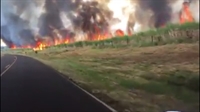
[1,54,114,112]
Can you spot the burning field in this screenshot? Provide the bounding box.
[1,1,199,111]
[1,0,199,51]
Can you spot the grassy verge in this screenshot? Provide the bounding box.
[2,23,199,112]
[6,43,199,112]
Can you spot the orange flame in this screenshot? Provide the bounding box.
[8,1,197,51]
[10,44,16,49]
[180,2,194,24]
[33,41,46,51]
[64,39,69,44]
[115,29,124,37]
[32,37,71,51]
[10,29,127,50]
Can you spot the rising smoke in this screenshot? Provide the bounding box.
[1,0,199,47]
[138,0,172,27]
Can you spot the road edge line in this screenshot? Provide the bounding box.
[1,56,17,76]
[40,60,118,112]
[18,54,117,112]
[64,77,117,112]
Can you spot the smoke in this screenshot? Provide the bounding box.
[1,13,33,47]
[138,0,171,27]
[1,0,199,47]
[1,0,39,47]
[190,0,199,22]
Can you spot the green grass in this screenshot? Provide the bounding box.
[10,43,198,112]
[53,22,199,49]
[141,70,199,92]
[2,22,199,112]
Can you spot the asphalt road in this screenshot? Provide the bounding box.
[1,54,114,112]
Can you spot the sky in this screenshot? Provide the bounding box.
[1,39,6,47]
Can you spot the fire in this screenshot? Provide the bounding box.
[64,39,69,44]
[33,41,46,51]
[26,45,31,48]
[179,1,194,24]
[32,38,71,51]
[10,44,16,49]
[115,29,124,37]
[8,1,196,51]
[94,34,107,41]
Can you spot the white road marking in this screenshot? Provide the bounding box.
[1,56,17,76]
[67,79,118,112]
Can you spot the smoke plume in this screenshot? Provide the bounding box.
[1,0,199,47]
[138,0,171,27]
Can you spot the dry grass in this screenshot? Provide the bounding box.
[2,22,199,112]
[4,43,199,112]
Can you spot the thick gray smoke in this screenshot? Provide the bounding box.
[139,0,171,27]
[1,0,198,47]
[38,0,64,38]
[1,0,37,47]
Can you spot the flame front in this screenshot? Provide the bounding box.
[31,37,71,51]
[179,2,194,24]
[115,29,124,37]
[8,0,197,51]
[33,41,46,51]
[10,44,17,49]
